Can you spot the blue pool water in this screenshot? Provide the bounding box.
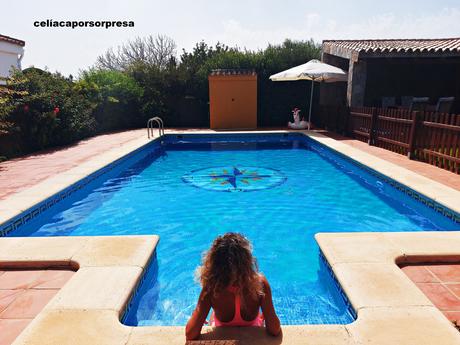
[7,134,460,326]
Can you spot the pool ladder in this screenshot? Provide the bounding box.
[147,117,164,139]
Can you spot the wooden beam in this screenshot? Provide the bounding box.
[422,121,460,132]
[377,136,410,148]
[378,116,413,124]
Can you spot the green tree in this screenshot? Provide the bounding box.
[2,68,96,154]
[0,73,28,134]
[78,69,144,130]
[96,34,177,71]
[257,39,321,126]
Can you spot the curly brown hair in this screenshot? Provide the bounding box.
[197,233,264,305]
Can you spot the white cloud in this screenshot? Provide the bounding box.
[213,7,460,50]
[340,8,460,39]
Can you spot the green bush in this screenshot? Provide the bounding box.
[77,69,143,130]
[1,68,96,154]
[124,38,321,128]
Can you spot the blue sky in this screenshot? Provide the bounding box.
[3,0,460,76]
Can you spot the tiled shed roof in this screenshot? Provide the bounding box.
[322,38,460,59]
[323,38,460,53]
[210,69,256,76]
[0,34,25,46]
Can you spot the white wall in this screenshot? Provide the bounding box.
[0,41,24,84]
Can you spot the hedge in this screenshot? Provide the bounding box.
[0,38,320,158]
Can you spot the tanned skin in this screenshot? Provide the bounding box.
[185,274,281,340]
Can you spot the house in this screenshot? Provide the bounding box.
[320,38,460,112]
[0,34,25,84]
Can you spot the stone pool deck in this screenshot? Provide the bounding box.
[0,129,460,344]
[0,268,74,345]
[0,130,147,201]
[402,263,460,324]
[322,131,460,192]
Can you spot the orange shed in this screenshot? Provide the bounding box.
[208,69,257,130]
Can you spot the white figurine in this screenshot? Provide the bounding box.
[288,107,309,129]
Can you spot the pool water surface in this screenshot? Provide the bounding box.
[8,134,460,326]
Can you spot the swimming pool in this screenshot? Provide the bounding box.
[4,133,460,326]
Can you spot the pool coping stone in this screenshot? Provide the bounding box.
[0,233,458,344]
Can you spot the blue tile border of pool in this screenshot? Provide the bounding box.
[120,249,158,325]
[0,132,459,238]
[319,249,358,321]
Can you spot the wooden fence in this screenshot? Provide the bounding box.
[318,106,460,174]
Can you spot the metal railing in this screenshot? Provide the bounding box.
[147,117,164,139]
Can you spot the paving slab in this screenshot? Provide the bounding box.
[0,319,31,345]
[72,235,158,268]
[323,131,460,191]
[0,129,146,201]
[316,232,400,265]
[45,266,142,312]
[333,262,432,311]
[12,309,131,345]
[347,307,460,345]
[1,289,59,319]
[0,237,88,265]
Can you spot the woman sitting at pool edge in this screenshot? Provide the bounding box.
[186,232,281,340]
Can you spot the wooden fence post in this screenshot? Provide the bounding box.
[368,107,377,146]
[407,111,420,159]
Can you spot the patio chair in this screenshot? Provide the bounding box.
[409,97,430,112]
[381,96,396,109]
[435,97,454,113]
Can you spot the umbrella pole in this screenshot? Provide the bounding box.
[308,79,315,130]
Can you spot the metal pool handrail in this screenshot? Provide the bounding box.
[147,117,164,138]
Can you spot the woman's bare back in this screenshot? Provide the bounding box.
[211,287,261,323]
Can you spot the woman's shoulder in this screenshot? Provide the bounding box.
[257,273,267,282]
[257,273,271,290]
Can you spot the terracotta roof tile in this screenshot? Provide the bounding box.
[210,69,256,76]
[0,34,25,47]
[322,38,460,54]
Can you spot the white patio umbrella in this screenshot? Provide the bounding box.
[269,59,348,130]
